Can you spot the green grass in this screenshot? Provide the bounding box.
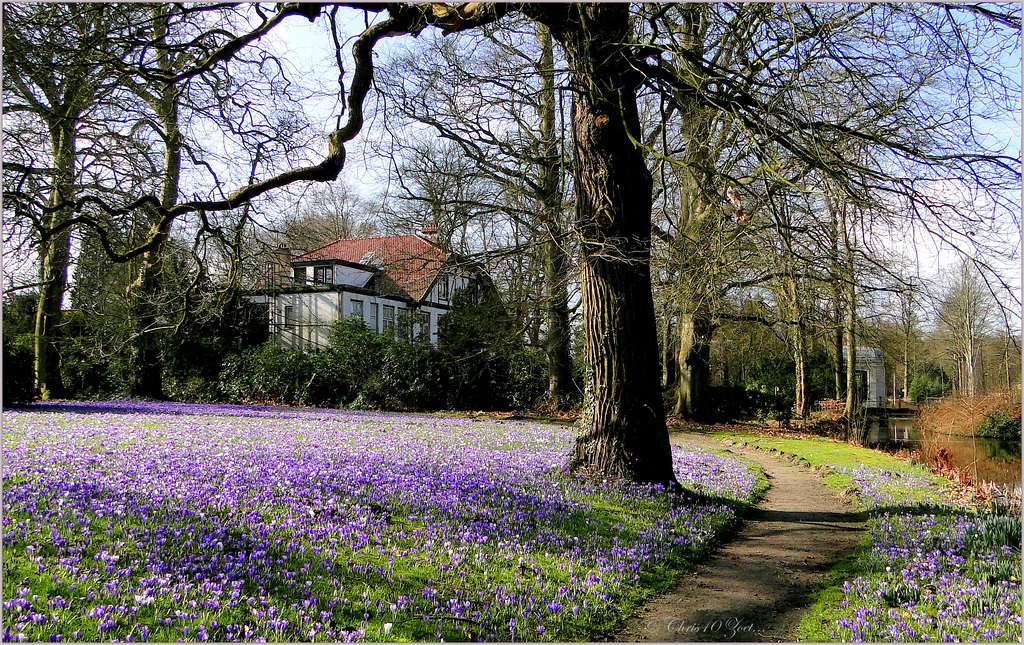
[791,530,875,642]
[670,428,1020,643]
[685,428,953,495]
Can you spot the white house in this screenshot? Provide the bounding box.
[247,227,484,350]
[844,346,888,408]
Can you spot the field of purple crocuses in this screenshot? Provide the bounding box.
[830,465,1021,642]
[2,401,759,643]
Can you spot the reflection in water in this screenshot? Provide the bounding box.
[866,417,1022,490]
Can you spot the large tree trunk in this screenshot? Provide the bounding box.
[34,226,72,401]
[536,23,574,405]
[674,313,714,420]
[793,322,810,419]
[661,306,677,388]
[784,277,811,419]
[34,120,77,400]
[554,5,677,486]
[125,249,169,398]
[125,6,181,399]
[542,235,573,401]
[670,3,717,421]
[839,202,858,427]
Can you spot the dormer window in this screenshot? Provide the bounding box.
[439,275,450,300]
[314,265,334,285]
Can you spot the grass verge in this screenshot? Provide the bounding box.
[676,428,1021,643]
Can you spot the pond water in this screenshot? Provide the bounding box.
[865,416,1021,490]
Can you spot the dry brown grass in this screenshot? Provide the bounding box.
[918,391,1022,437]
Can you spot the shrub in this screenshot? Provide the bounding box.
[333,324,448,411]
[436,288,545,411]
[302,349,350,407]
[3,338,37,405]
[377,341,448,410]
[908,372,952,402]
[219,342,340,406]
[163,375,222,404]
[327,317,393,405]
[60,345,119,400]
[702,386,791,424]
[977,411,1022,440]
[502,347,548,411]
[218,295,550,413]
[57,310,119,399]
[742,353,797,412]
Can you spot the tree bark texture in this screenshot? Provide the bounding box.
[674,314,714,421]
[844,277,859,430]
[670,3,718,421]
[661,306,677,388]
[125,6,181,399]
[826,200,846,402]
[840,203,858,425]
[553,5,678,486]
[783,276,810,419]
[793,325,809,419]
[536,22,574,404]
[33,120,76,400]
[834,323,845,401]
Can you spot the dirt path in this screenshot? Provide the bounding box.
[615,433,865,642]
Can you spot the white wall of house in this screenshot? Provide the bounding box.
[254,290,451,350]
[272,291,342,351]
[420,305,447,344]
[845,346,888,407]
[424,272,471,307]
[341,292,448,345]
[246,264,479,351]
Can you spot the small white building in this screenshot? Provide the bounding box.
[247,227,485,350]
[844,346,888,408]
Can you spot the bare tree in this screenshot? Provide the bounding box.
[936,259,996,397]
[3,4,134,399]
[375,19,577,405]
[275,181,377,252]
[5,4,319,398]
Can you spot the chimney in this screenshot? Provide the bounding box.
[418,225,438,243]
[271,245,293,286]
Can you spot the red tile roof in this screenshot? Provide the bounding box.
[293,234,449,301]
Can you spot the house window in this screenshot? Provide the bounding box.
[439,275,450,300]
[422,311,431,340]
[293,267,306,285]
[284,305,295,330]
[382,305,395,331]
[369,303,378,332]
[350,299,364,320]
[314,265,334,285]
